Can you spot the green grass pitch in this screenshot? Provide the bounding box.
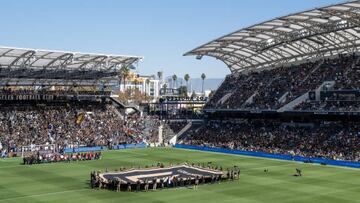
[0,148,359,203]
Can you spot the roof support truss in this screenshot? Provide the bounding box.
[185,1,360,73]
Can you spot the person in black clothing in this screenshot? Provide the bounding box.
[236,169,241,179]
[179,177,184,187]
[194,176,199,190]
[159,178,164,189]
[136,180,141,192]
[226,169,230,180]
[152,178,157,191]
[230,170,234,180]
[144,179,149,191]
[187,177,192,186]
[216,174,220,183]
[116,178,122,192]
[173,176,177,187]
[90,171,96,189]
[210,175,214,184]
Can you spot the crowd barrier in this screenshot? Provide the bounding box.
[174,144,360,169]
[63,143,147,153]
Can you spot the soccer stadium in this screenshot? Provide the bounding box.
[0,1,359,203]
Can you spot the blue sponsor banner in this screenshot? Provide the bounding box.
[64,143,147,153]
[175,144,360,169]
[112,143,147,150]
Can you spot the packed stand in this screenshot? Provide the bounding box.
[205,74,246,109]
[167,121,188,134]
[294,100,360,112]
[0,101,159,155]
[182,120,360,162]
[125,115,161,144]
[205,54,360,111]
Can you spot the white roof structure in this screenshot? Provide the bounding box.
[0,46,141,71]
[185,1,360,73]
[0,46,142,85]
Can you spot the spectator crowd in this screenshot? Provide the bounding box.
[182,120,360,162]
[206,54,360,111]
[0,101,162,155]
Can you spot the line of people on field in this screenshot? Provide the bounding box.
[23,151,101,165]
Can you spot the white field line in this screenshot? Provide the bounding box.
[0,189,88,202]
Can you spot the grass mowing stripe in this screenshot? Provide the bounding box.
[0,189,88,202]
[0,148,358,203]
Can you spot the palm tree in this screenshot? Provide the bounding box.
[184,74,190,96]
[172,74,177,89]
[122,67,130,92]
[201,73,206,93]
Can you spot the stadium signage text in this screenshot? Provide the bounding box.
[164,96,208,101]
[0,94,55,101]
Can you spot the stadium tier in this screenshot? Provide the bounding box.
[203,54,360,112]
[0,46,166,158]
[181,119,359,162]
[181,1,360,164]
[186,2,360,113]
[0,100,164,157]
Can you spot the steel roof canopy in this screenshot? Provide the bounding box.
[184,1,360,73]
[0,46,142,72]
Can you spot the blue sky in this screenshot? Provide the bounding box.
[0,0,344,79]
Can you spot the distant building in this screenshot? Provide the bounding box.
[119,73,160,99]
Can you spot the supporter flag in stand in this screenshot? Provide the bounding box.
[75,112,85,125]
